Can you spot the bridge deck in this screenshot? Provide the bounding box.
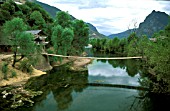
[42,53,142,60]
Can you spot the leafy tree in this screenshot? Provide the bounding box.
[29,11,46,29]
[51,25,63,52]
[100,38,107,51]
[112,37,120,53]
[127,32,138,43]
[51,25,74,56]
[52,11,89,56]
[54,11,72,28]
[105,39,113,52]
[0,9,11,25]
[0,1,15,15]
[119,38,127,55]
[25,1,53,23]
[144,23,170,94]
[126,33,140,56]
[13,11,26,22]
[71,20,89,55]
[18,4,31,15]
[3,18,35,67]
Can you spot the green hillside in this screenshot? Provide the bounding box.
[35,1,106,38]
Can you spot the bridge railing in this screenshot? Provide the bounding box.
[42,53,143,60]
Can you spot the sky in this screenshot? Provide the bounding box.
[37,0,170,36]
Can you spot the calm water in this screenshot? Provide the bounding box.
[17,59,150,111]
[88,60,140,86]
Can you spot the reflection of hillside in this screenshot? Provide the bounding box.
[97,60,141,77]
[97,59,141,77]
[24,66,88,110]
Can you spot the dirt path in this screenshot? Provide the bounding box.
[0,54,13,60]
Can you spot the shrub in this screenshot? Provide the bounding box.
[2,62,8,80]
[19,59,33,74]
[11,70,17,78]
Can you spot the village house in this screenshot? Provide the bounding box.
[25,30,48,46]
[149,36,167,42]
[0,39,11,52]
[0,30,48,52]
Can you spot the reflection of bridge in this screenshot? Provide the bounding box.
[88,83,148,91]
[42,53,142,60]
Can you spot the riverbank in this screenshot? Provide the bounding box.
[51,57,92,71]
[0,54,47,87]
[0,54,93,87]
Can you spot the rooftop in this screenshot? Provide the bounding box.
[25,30,42,35]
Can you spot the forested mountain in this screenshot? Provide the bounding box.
[35,1,106,38]
[109,10,169,39]
[108,29,134,39]
[35,1,60,18]
[137,10,169,37]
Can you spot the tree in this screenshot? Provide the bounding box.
[29,11,46,29]
[126,33,140,56]
[13,11,25,21]
[0,1,15,15]
[54,11,72,28]
[51,25,63,53]
[119,38,127,55]
[3,18,35,67]
[0,9,11,25]
[112,37,120,53]
[18,4,31,15]
[144,23,170,94]
[71,20,89,55]
[51,25,74,56]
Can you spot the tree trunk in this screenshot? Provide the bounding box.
[12,51,17,67]
[12,54,25,67]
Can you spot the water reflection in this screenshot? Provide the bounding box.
[12,58,170,111]
[16,59,150,111]
[88,60,140,86]
[23,67,88,111]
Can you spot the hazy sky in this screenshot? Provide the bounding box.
[37,0,170,35]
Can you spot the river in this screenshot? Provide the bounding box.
[1,50,169,111]
[14,58,152,111]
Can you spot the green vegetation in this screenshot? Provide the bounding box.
[90,20,170,95]
[72,19,89,55]
[143,23,170,94]
[90,37,127,55]
[11,70,17,78]
[3,17,36,67]
[0,0,89,67]
[2,62,8,80]
[18,59,34,74]
[0,86,43,110]
[0,0,169,97]
[51,11,89,56]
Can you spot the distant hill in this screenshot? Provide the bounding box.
[108,10,169,39]
[108,29,134,39]
[35,1,60,18]
[137,10,169,37]
[35,1,106,38]
[86,23,106,38]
